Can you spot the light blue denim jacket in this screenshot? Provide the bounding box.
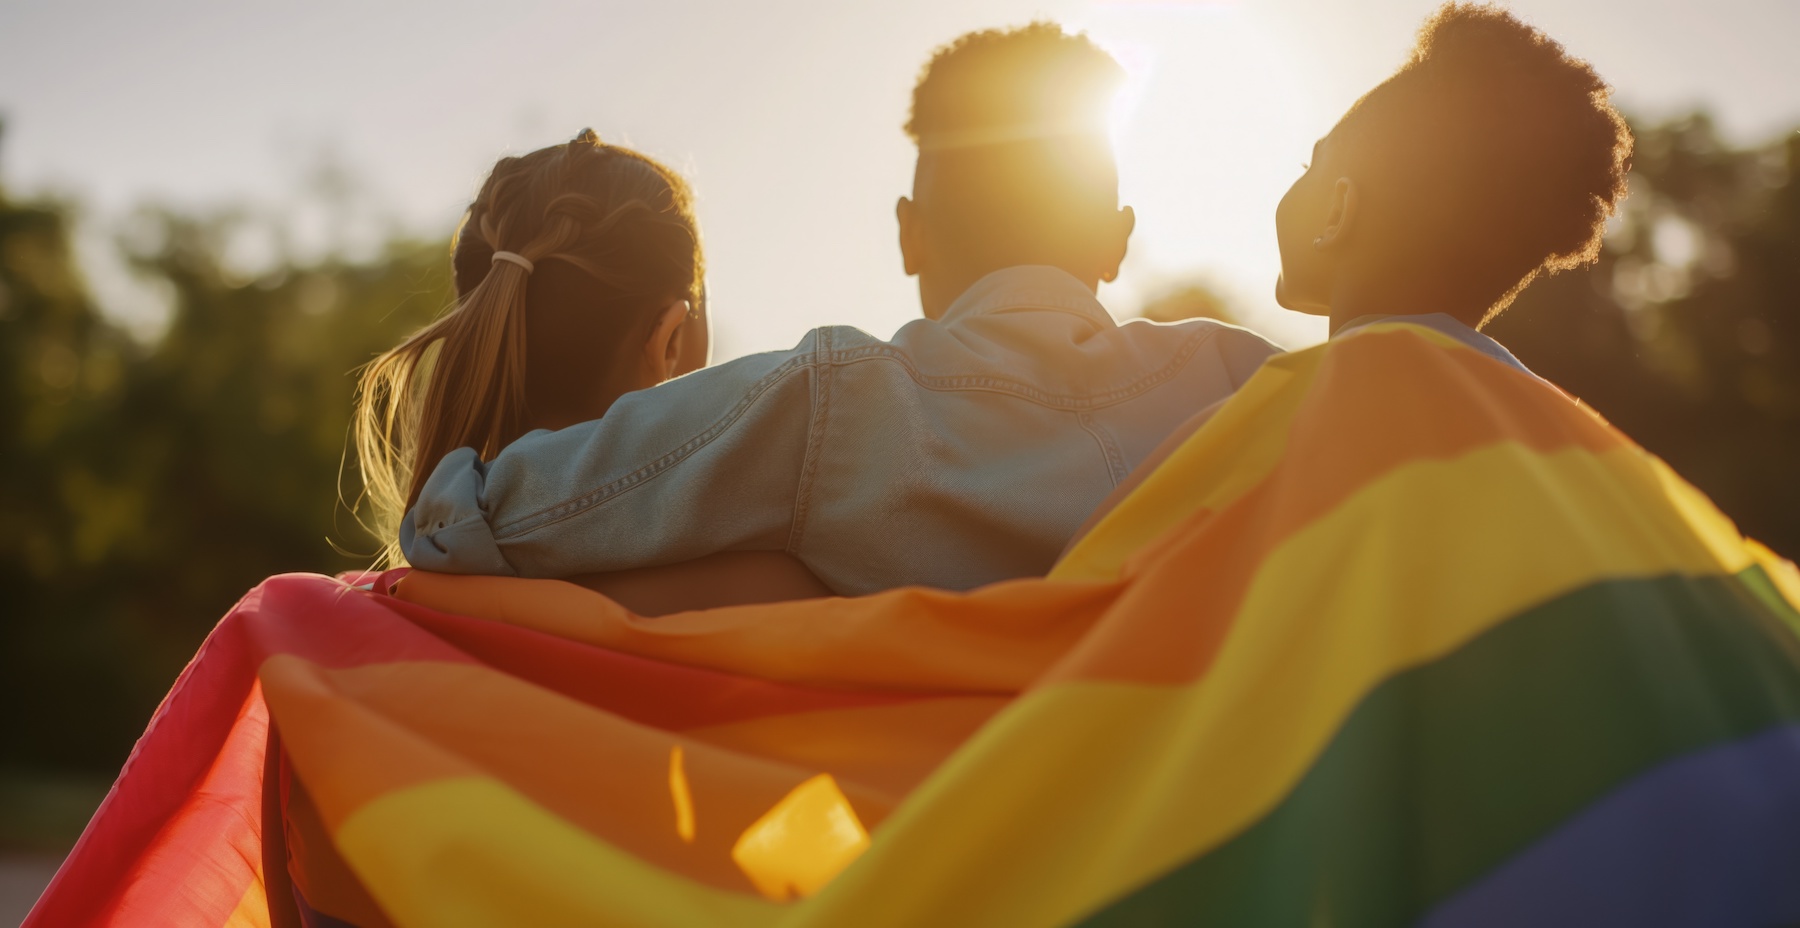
[403,266,1281,594]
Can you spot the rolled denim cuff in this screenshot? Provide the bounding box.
[399,447,518,576]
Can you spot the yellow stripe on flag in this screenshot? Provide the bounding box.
[1054,322,1601,585]
[799,441,1751,927]
[221,877,271,928]
[1053,346,1312,583]
[337,776,780,928]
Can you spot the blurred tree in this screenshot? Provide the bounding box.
[0,186,449,778]
[1489,113,1800,557]
[0,186,149,773]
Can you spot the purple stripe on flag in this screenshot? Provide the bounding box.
[1423,724,1800,928]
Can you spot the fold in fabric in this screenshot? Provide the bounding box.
[29,322,1800,927]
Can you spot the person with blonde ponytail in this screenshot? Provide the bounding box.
[356,130,830,612]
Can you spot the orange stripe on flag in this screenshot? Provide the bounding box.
[1041,327,1630,686]
[267,656,897,893]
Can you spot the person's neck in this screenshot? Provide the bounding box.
[919,264,1099,320]
[1325,272,1478,335]
[525,372,648,433]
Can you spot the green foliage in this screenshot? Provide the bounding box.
[1489,114,1800,555]
[0,766,111,852]
[0,190,449,777]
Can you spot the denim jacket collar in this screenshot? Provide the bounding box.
[938,265,1114,327]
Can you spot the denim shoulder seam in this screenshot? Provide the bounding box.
[786,328,833,553]
[818,325,1217,410]
[492,350,820,538]
[1076,409,1128,485]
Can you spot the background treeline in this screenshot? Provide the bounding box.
[0,190,452,845]
[1,112,1796,846]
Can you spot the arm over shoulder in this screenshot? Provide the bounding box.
[1208,322,1285,386]
[402,334,823,577]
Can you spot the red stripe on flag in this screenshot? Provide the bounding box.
[404,606,939,731]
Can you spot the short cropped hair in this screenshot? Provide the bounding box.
[1335,3,1633,324]
[905,23,1125,148]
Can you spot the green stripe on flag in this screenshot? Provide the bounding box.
[1741,566,1800,642]
[1076,567,1800,928]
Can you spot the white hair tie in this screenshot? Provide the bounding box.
[490,251,534,274]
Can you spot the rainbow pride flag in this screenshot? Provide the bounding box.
[28,321,1800,927]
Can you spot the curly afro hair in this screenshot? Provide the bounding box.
[1334,3,1633,324]
[905,22,1124,147]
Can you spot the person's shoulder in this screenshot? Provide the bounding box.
[809,323,888,348]
[655,328,828,393]
[1113,316,1284,387]
[1117,315,1284,356]
[671,325,898,387]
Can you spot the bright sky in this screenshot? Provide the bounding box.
[3,0,1797,356]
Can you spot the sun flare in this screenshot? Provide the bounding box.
[1083,4,1331,344]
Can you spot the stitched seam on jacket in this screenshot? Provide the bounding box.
[787,328,832,553]
[1076,409,1128,485]
[493,350,818,538]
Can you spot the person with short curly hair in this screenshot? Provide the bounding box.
[1068,3,1635,547]
[1276,2,1632,344]
[897,22,1135,317]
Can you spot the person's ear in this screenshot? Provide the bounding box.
[1316,178,1358,252]
[644,300,690,383]
[897,196,923,278]
[671,294,710,377]
[1098,204,1136,284]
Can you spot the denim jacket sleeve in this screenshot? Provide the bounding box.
[400,334,820,577]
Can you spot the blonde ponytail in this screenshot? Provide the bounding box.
[351,131,702,566]
[353,255,529,565]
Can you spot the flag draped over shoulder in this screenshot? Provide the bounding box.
[28,322,1800,927]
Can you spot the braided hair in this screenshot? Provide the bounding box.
[354,130,702,564]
